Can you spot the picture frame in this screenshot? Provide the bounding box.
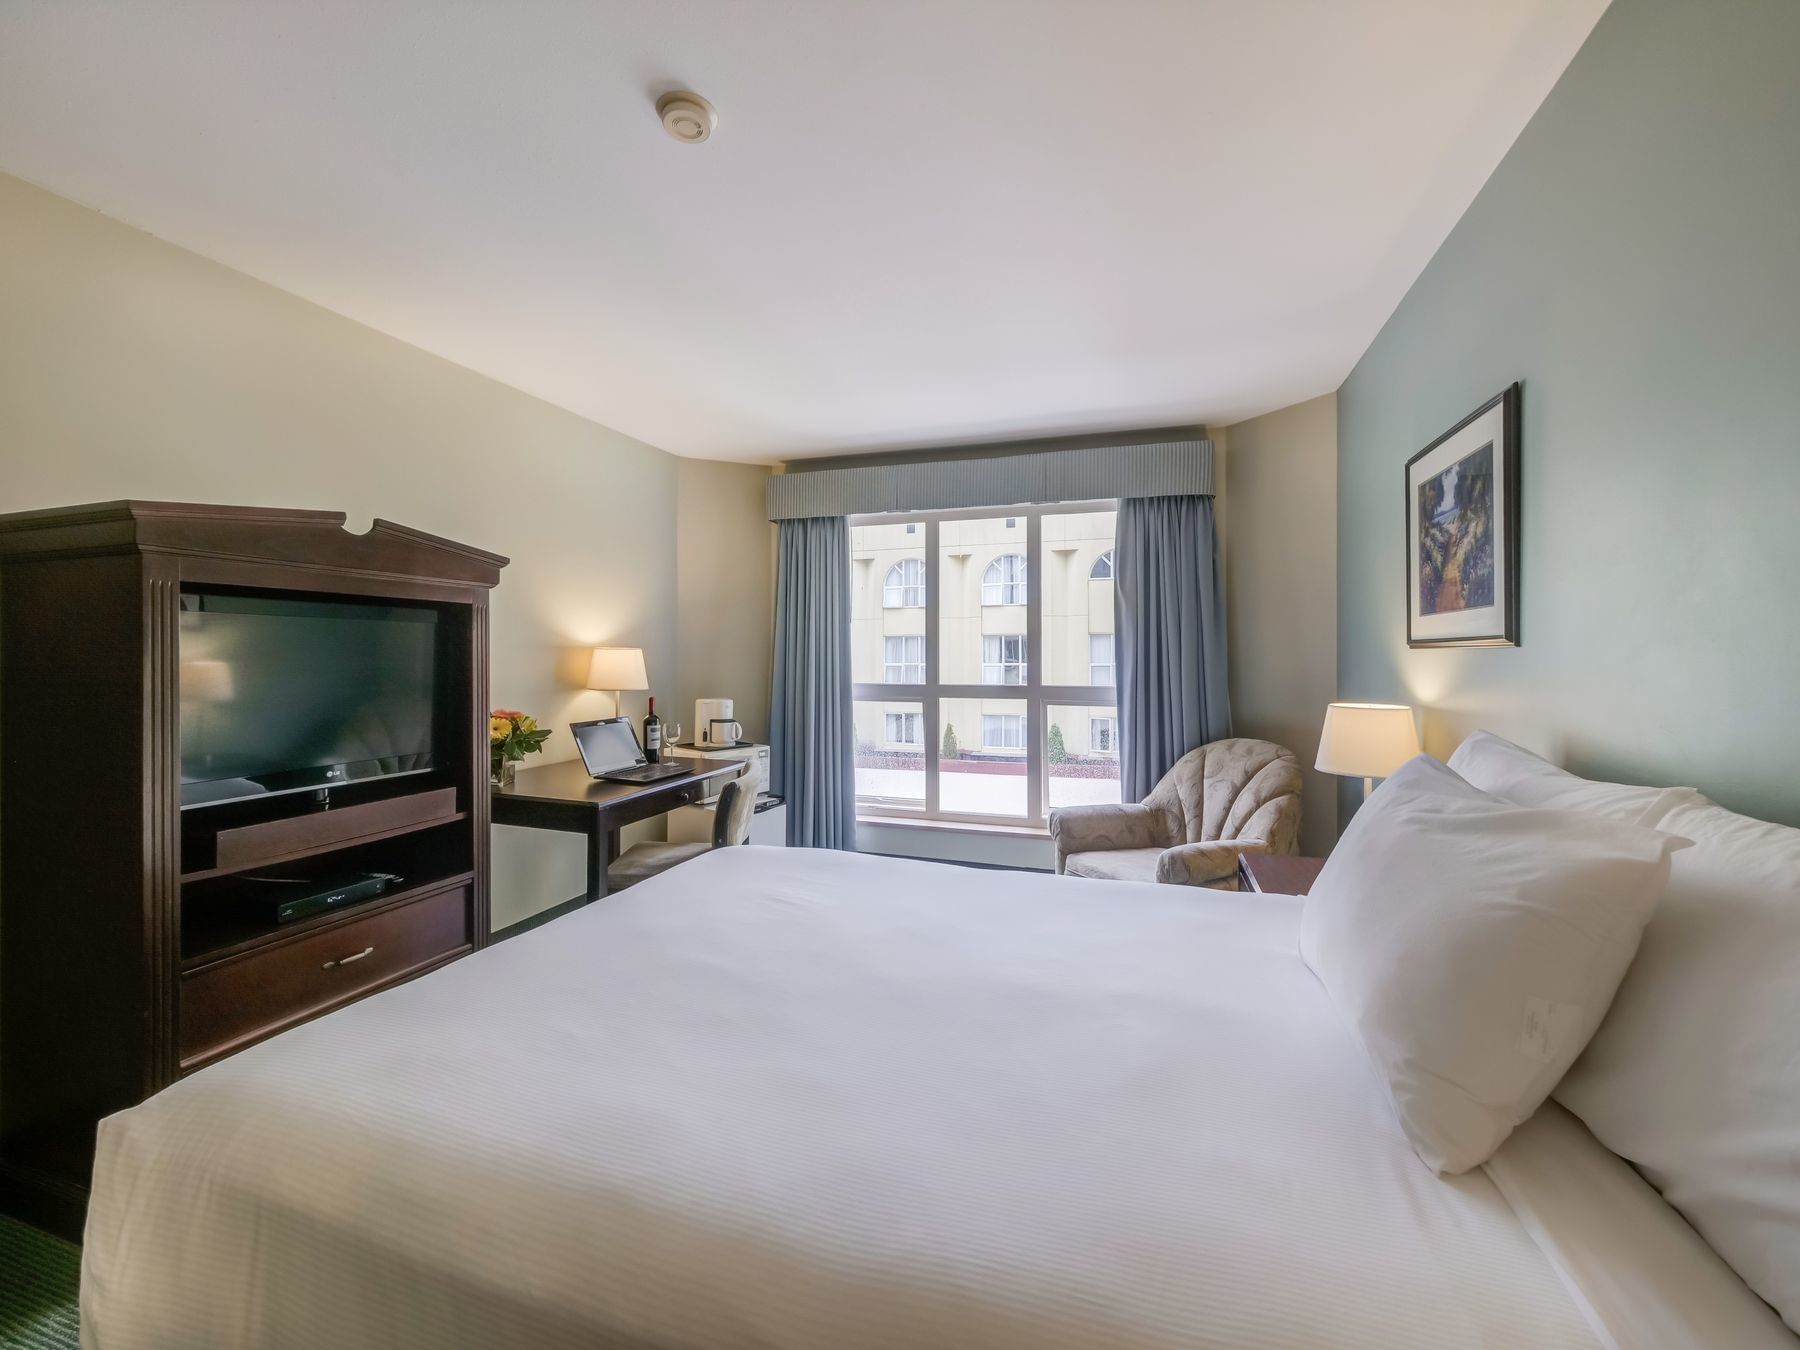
[1404,383,1520,648]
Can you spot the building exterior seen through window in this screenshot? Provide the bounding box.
[850,505,1121,826]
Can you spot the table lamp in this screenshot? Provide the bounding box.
[586,646,649,718]
[1316,702,1421,800]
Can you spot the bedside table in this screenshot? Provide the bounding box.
[1238,853,1327,896]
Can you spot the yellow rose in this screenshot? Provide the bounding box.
[518,716,539,733]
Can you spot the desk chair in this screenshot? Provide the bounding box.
[606,776,756,890]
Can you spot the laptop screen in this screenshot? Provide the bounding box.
[573,719,646,774]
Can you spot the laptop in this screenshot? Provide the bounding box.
[570,717,688,784]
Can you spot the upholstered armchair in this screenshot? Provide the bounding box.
[1050,738,1303,888]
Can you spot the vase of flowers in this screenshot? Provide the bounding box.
[490,708,551,788]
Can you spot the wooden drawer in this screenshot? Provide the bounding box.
[180,883,470,1068]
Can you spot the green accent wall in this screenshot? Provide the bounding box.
[1337,0,1800,825]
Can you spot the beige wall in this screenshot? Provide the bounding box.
[0,171,770,929]
[674,457,775,745]
[1214,393,1338,855]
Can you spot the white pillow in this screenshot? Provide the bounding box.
[1300,755,1684,1174]
[1554,796,1800,1334]
[1447,729,1704,826]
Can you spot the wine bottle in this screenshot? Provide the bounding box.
[642,697,663,763]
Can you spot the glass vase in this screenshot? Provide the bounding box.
[492,758,516,789]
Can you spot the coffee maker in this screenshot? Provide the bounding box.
[695,698,743,748]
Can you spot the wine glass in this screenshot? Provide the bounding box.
[665,721,684,749]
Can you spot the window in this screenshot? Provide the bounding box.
[1090,549,1114,579]
[1088,633,1114,686]
[883,557,925,608]
[982,634,1027,685]
[981,553,1027,605]
[884,635,924,683]
[1089,715,1117,754]
[982,714,1025,750]
[885,712,921,746]
[851,503,1119,825]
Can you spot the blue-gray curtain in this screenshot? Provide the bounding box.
[770,515,858,849]
[1115,494,1231,801]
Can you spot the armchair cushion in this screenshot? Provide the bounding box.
[1049,802,1177,874]
[1064,848,1164,885]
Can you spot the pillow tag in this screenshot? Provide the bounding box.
[1520,996,1583,1064]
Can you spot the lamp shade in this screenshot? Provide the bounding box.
[1315,702,1420,780]
[586,646,648,693]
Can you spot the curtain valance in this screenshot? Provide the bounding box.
[766,438,1213,520]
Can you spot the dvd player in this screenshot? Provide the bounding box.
[229,870,398,924]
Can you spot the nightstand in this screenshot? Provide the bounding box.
[1237,853,1327,896]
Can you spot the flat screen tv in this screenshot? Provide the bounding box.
[179,590,441,809]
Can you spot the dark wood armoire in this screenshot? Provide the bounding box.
[0,501,506,1235]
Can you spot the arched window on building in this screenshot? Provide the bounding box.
[981,553,1028,605]
[1089,549,1114,579]
[883,558,925,608]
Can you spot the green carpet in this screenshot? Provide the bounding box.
[0,1215,78,1350]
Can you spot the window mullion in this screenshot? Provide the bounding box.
[1025,508,1044,826]
[924,517,941,818]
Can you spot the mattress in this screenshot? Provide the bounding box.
[80,847,1789,1349]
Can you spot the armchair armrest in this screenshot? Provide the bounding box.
[1048,803,1173,873]
[1155,838,1270,887]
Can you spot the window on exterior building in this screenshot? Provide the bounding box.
[982,713,1025,750]
[850,503,1121,826]
[884,635,925,684]
[1090,549,1114,579]
[1089,715,1117,754]
[885,712,921,745]
[883,557,925,608]
[981,634,1028,685]
[1088,633,1114,686]
[981,553,1028,606]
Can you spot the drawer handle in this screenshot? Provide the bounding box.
[323,946,375,970]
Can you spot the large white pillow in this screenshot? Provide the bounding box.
[1447,729,1704,826]
[1554,796,1800,1334]
[1300,755,1684,1175]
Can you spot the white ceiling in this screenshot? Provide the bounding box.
[0,1,1608,463]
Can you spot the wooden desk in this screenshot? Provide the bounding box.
[491,757,740,929]
[1237,853,1327,897]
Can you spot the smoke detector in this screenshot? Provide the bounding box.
[656,91,717,144]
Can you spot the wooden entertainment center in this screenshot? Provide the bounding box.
[0,501,506,1234]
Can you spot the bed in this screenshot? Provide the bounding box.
[80,846,1791,1349]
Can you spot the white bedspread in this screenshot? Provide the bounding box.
[81,848,1780,1349]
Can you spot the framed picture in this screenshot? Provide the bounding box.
[1405,383,1520,648]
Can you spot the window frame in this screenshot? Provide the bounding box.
[883,634,925,684]
[1089,549,1114,579]
[980,552,1029,606]
[1089,714,1117,755]
[851,501,1118,830]
[982,713,1026,751]
[884,711,922,746]
[883,557,926,608]
[981,633,1028,685]
[1088,632,1115,686]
